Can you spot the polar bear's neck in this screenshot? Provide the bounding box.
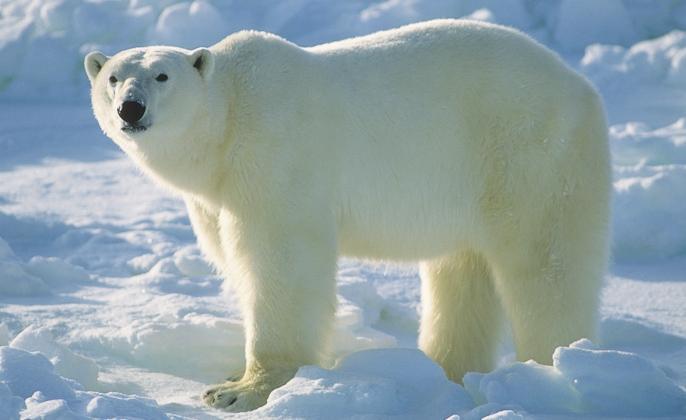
[134,96,232,206]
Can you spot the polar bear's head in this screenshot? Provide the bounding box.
[84,46,215,160]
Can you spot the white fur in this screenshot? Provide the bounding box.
[86,19,610,412]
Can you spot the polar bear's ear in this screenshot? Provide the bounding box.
[84,51,109,84]
[188,48,214,80]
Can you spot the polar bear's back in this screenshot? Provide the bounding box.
[309,19,543,57]
[308,19,591,113]
[309,19,570,81]
[306,20,607,260]
[303,20,599,161]
[210,20,608,261]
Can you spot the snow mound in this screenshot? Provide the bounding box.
[555,340,686,416]
[244,340,686,418]
[0,346,76,402]
[254,348,474,419]
[151,0,229,48]
[575,28,686,261]
[24,256,91,289]
[10,325,99,390]
[610,118,686,261]
[0,236,49,296]
[464,339,686,417]
[582,30,686,88]
[0,382,23,420]
[133,257,222,296]
[0,346,169,419]
[0,292,684,418]
[93,267,404,383]
[124,313,244,383]
[172,245,214,277]
[333,275,397,358]
[0,236,93,296]
[81,393,167,420]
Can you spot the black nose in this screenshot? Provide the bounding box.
[117,101,146,124]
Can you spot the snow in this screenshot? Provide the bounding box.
[10,325,99,390]
[254,349,474,419]
[610,118,686,262]
[151,1,229,49]
[0,237,49,297]
[465,339,686,417]
[1,0,686,419]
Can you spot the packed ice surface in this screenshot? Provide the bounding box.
[1,0,686,419]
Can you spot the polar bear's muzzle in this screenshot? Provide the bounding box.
[118,100,145,124]
[118,100,148,133]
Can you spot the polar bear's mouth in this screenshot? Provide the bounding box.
[121,123,148,133]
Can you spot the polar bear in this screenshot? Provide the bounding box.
[85,19,610,411]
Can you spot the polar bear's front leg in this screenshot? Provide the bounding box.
[185,198,226,270]
[203,211,338,412]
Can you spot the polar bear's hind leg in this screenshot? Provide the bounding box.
[489,102,610,364]
[491,220,607,364]
[419,251,502,382]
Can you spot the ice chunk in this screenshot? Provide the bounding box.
[582,30,686,89]
[85,393,167,420]
[0,347,75,401]
[0,237,50,296]
[133,257,222,296]
[20,390,168,420]
[464,360,580,414]
[554,344,686,416]
[25,256,91,289]
[0,345,169,418]
[465,340,686,417]
[173,246,213,277]
[151,1,228,48]
[0,382,22,420]
[333,276,397,357]
[22,395,85,420]
[128,315,244,382]
[260,348,473,418]
[10,326,99,389]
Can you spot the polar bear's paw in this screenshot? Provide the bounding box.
[203,369,294,412]
[203,380,268,411]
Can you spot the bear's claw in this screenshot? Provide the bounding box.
[202,380,269,412]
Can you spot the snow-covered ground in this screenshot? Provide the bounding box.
[1,0,686,418]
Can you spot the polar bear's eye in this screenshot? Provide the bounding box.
[108,75,117,84]
[155,74,168,82]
